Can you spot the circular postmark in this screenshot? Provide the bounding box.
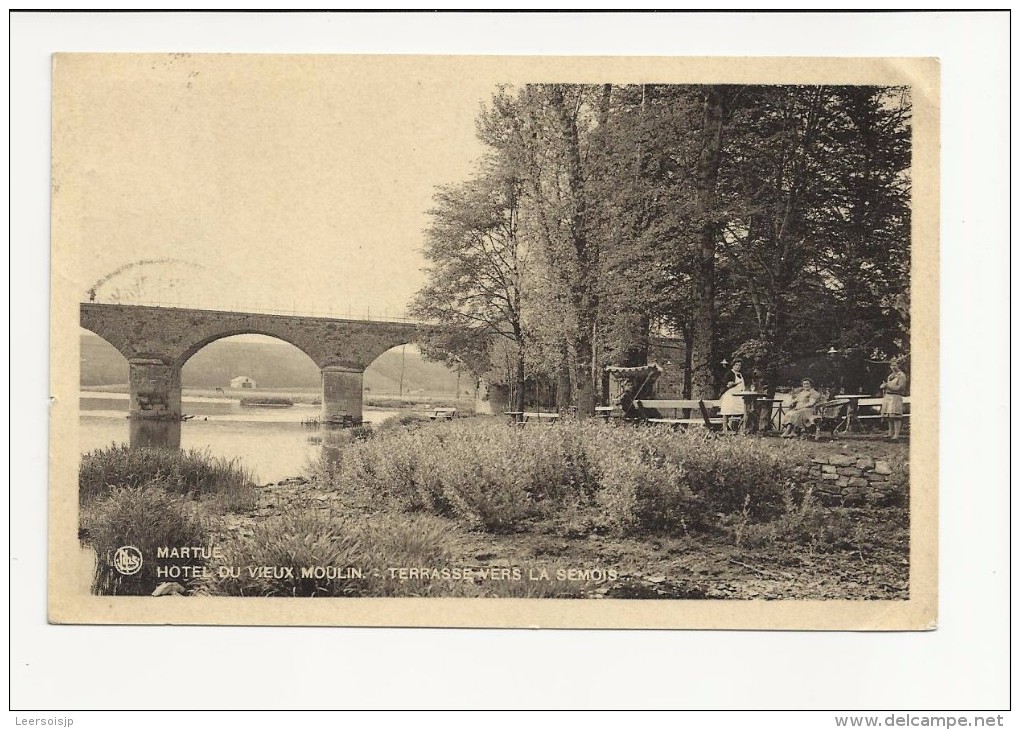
[112,546,143,576]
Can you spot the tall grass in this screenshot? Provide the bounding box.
[200,511,463,597]
[79,444,257,512]
[313,421,811,536]
[199,510,598,598]
[81,485,209,596]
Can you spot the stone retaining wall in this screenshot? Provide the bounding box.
[792,453,907,507]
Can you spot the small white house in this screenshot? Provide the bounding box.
[230,376,256,390]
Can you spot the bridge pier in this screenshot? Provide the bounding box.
[127,358,182,448]
[321,366,363,425]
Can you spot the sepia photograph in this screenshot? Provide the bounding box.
[13,8,1012,717]
[49,53,938,629]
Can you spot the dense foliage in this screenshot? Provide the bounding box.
[411,84,911,407]
[312,420,811,535]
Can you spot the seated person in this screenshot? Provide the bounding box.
[780,378,824,438]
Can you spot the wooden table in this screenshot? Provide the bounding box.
[757,397,787,432]
[734,392,766,434]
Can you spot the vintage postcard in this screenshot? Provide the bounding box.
[49,54,938,628]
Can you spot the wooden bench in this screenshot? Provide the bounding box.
[856,397,911,435]
[633,399,723,430]
[504,411,559,425]
[521,411,559,423]
[430,408,457,421]
[856,397,911,423]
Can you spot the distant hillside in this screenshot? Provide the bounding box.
[79,333,470,395]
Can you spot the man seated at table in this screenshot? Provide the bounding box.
[780,378,825,438]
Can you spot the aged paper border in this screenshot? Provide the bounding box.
[48,54,939,629]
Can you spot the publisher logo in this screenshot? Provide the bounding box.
[113,546,143,576]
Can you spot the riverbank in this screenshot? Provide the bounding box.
[240,424,909,600]
[215,482,908,600]
[79,418,910,600]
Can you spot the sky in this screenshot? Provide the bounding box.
[54,54,501,319]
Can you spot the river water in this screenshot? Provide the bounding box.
[79,392,399,483]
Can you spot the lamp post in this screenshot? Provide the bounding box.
[826,346,843,394]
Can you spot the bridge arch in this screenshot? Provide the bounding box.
[363,342,477,405]
[79,325,130,376]
[178,328,321,372]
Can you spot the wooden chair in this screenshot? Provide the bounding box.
[811,399,850,439]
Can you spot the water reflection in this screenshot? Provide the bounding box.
[128,418,181,449]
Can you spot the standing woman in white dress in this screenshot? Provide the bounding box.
[719,359,745,431]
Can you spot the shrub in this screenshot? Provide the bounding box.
[588,425,801,535]
[309,425,374,446]
[312,420,803,536]
[676,437,793,520]
[738,502,859,552]
[199,511,601,598]
[79,444,257,512]
[81,485,209,596]
[374,412,433,433]
[200,512,463,597]
[198,511,367,597]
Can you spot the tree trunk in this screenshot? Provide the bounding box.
[513,348,526,412]
[689,87,726,400]
[573,321,596,419]
[682,323,694,399]
[549,84,599,417]
[556,340,572,411]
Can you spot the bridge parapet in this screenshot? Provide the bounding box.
[80,303,441,432]
[80,302,424,370]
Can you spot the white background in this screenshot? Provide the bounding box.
[8,9,1011,718]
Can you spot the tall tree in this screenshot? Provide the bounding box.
[417,82,912,409]
[686,86,733,398]
[408,166,528,411]
[715,86,836,389]
[812,86,912,359]
[479,84,605,416]
[715,85,911,389]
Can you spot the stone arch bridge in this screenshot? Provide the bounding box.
[80,302,687,446]
[80,303,444,435]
